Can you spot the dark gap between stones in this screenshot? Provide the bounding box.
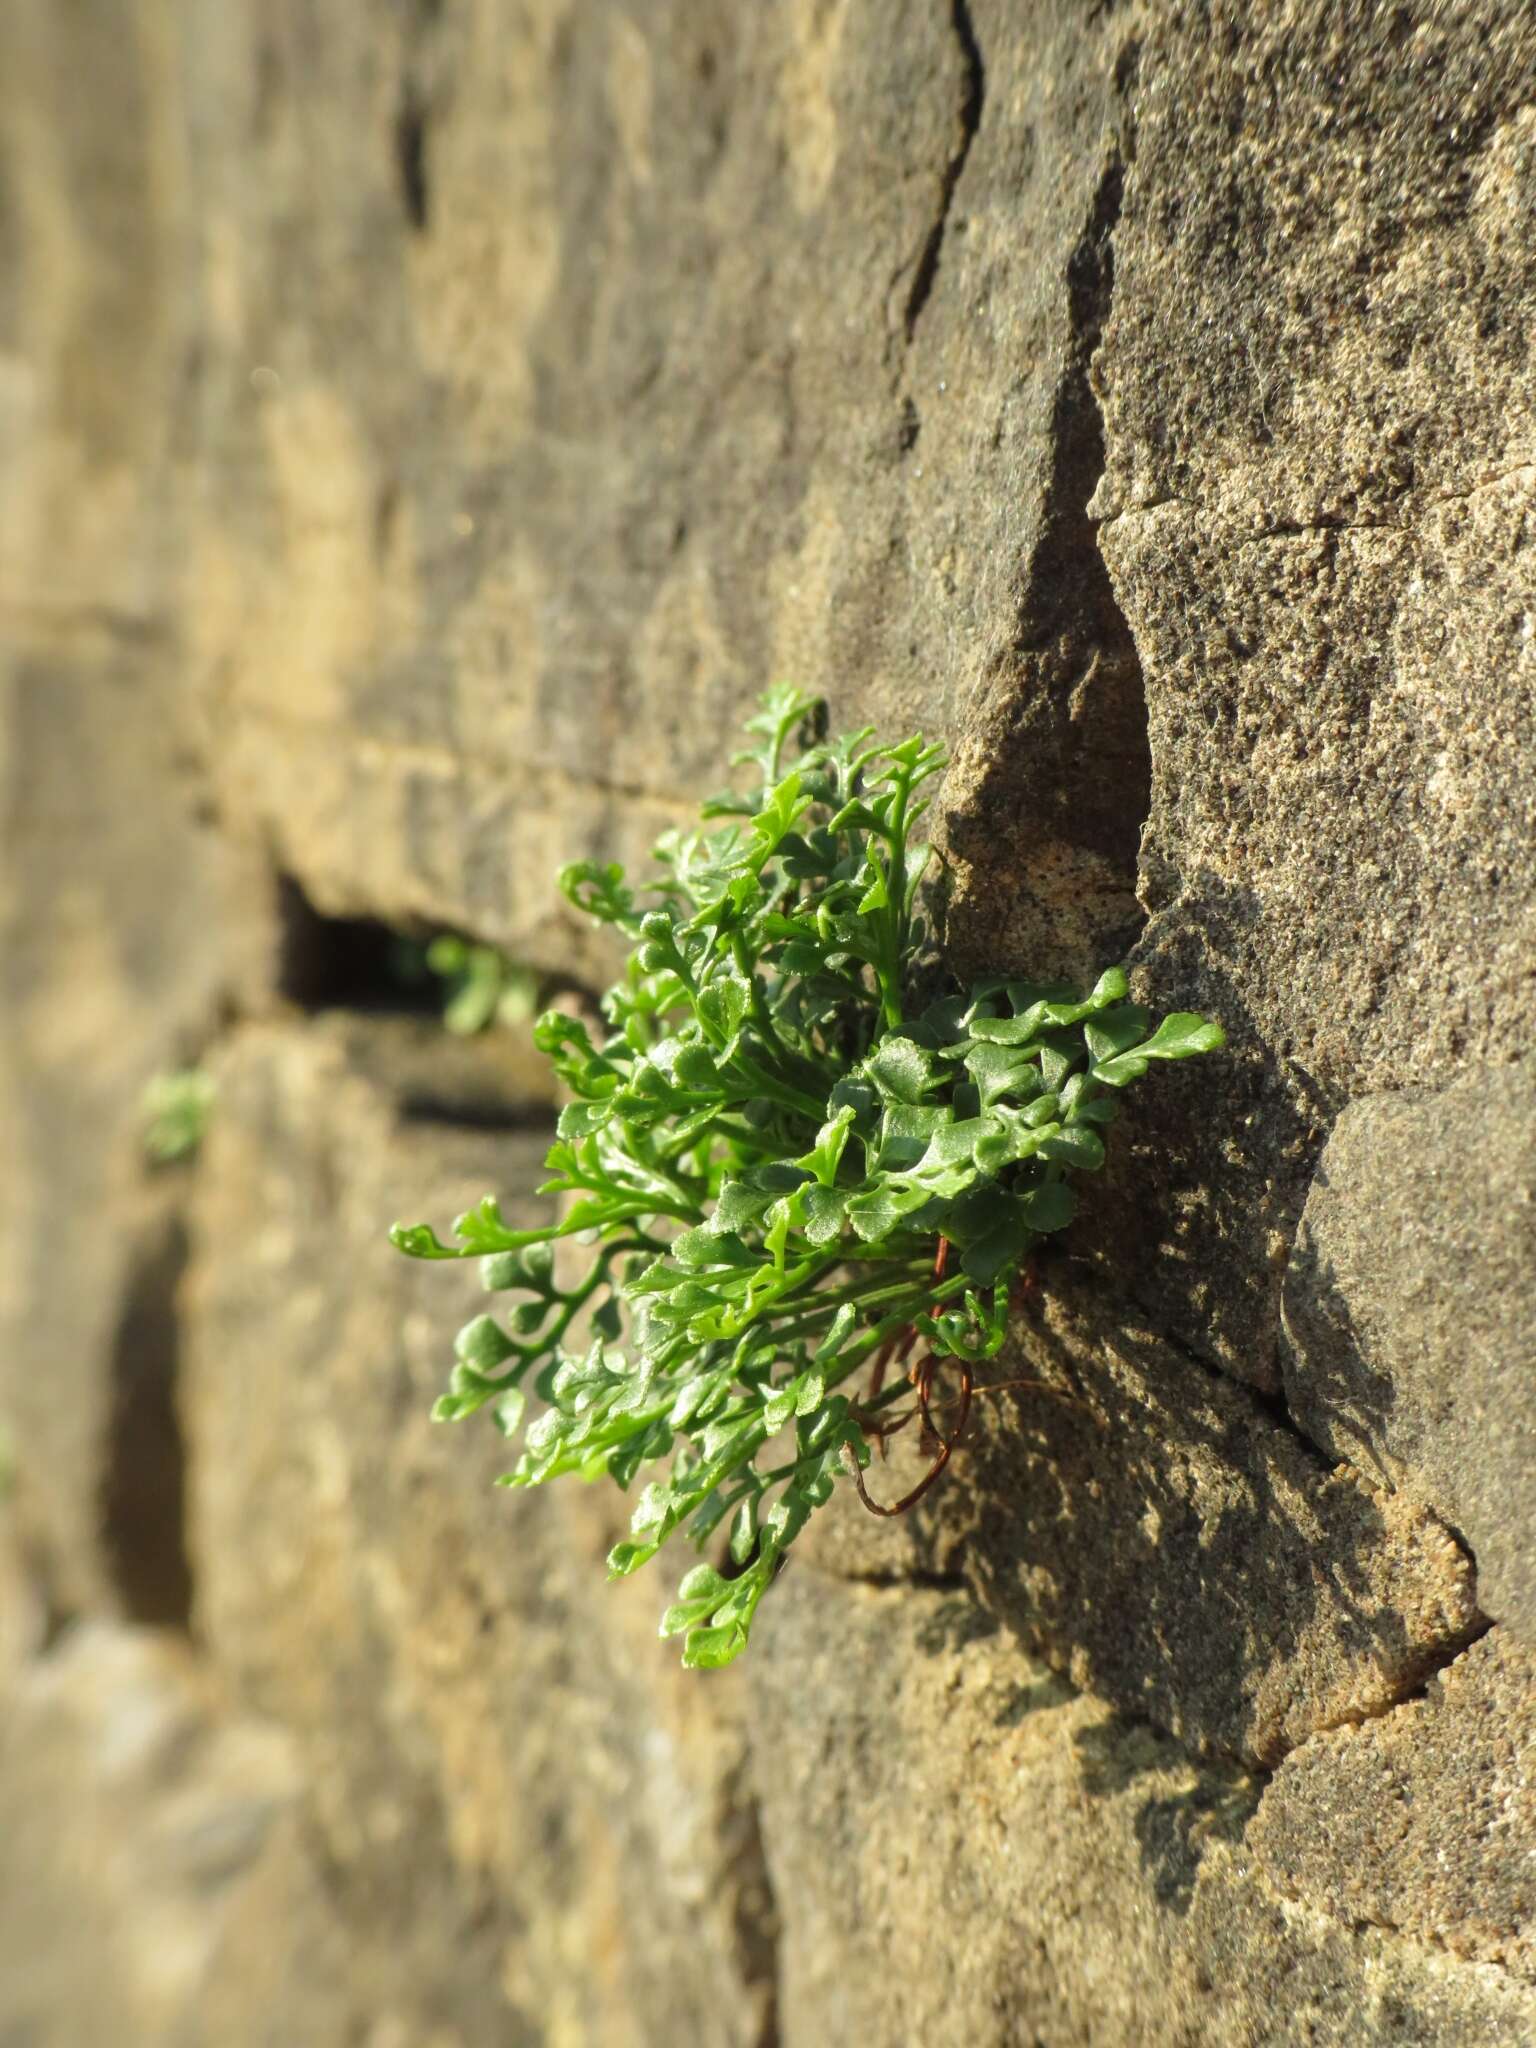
[100,1211,194,1630]
[275,872,442,1017]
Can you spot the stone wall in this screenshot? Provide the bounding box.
[2,2,1533,2042]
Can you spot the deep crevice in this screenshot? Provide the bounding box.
[941,83,1151,983]
[725,1779,782,2048]
[275,873,440,1016]
[272,873,564,1128]
[100,1211,194,1631]
[395,94,431,233]
[395,1093,555,1133]
[823,1564,968,1595]
[394,0,442,239]
[901,0,985,342]
[1015,143,1150,892]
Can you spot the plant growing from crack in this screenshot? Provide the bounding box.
[390,932,541,1034]
[391,689,1223,1667]
[425,934,541,1034]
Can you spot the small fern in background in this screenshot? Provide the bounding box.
[392,689,1223,1668]
[424,934,540,1035]
[142,1067,216,1166]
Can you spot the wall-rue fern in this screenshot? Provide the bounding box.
[142,1067,215,1165]
[422,934,540,1035]
[391,689,1223,1668]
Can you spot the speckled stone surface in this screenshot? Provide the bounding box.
[3,0,1535,2039]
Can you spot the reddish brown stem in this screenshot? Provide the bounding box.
[844,1352,973,1517]
[849,1236,978,1510]
[853,1401,920,1443]
[865,1332,899,1404]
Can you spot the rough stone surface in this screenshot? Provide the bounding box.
[1095,474,1536,1394]
[0,0,273,1622]
[180,0,1144,982]
[946,1274,1483,1769]
[4,0,1536,2039]
[752,1571,1536,2047]
[1251,1631,1536,1980]
[1084,0,1536,1390]
[0,1624,297,2048]
[182,1020,777,2048]
[1282,1068,1536,1638]
[0,1494,44,1691]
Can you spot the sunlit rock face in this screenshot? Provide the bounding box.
[3,1,1535,2041]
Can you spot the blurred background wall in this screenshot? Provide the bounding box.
[2,2,1535,2041]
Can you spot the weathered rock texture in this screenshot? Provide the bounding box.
[1282,1065,1536,1636]
[3,0,1534,2042]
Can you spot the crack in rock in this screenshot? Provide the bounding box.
[900,0,985,345]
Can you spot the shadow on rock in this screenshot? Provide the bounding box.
[947,1269,1480,1769]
